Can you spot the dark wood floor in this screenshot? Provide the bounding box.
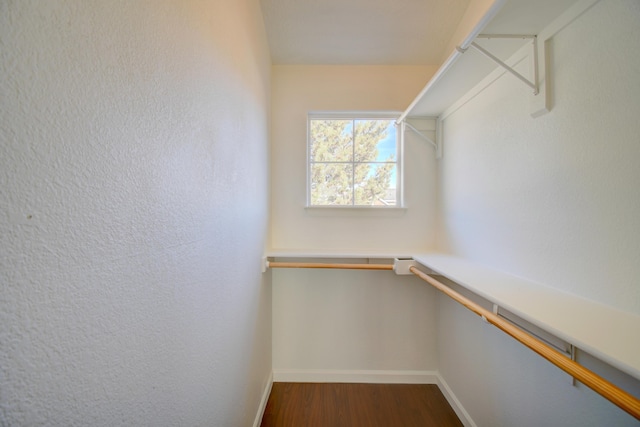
[260,382,463,427]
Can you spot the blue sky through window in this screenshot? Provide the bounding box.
[376,122,397,161]
[361,121,397,188]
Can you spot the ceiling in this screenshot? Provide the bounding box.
[260,0,471,65]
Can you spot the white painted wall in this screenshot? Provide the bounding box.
[270,65,438,252]
[270,65,441,378]
[438,0,640,314]
[0,1,271,426]
[272,268,438,378]
[436,1,640,425]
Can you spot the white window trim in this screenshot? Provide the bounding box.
[306,111,404,209]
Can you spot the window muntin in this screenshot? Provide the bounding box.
[308,113,401,207]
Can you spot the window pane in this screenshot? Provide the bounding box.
[354,163,396,206]
[310,163,353,205]
[354,119,396,162]
[310,119,353,162]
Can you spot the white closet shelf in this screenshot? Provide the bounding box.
[265,248,413,260]
[413,253,640,381]
[264,249,639,380]
[399,0,584,120]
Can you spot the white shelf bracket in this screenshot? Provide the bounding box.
[402,122,437,150]
[570,345,578,387]
[435,117,443,159]
[462,34,539,95]
[399,118,442,159]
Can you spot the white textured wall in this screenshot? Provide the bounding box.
[0,1,271,426]
[436,1,640,425]
[270,64,438,252]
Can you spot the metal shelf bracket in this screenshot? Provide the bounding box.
[459,34,539,95]
[403,122,436,149]
[399,119,442,159]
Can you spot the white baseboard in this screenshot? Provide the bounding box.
[252,372,273,427]
[436,374,477,427]
[272,369,438,384]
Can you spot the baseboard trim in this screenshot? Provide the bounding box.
[436,374,477,427]
[272,369,438,384]
[252,371,273,427]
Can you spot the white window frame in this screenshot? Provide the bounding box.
[306,111,404,208]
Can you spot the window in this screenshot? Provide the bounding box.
[307,112,402,207]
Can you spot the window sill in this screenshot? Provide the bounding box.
[304,205,407,217]
[305,205,407,210]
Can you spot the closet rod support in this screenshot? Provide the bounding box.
[571,345,578,387]
[403,122,437,149]
[469,40,539,95]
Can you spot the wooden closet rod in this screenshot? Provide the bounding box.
[267,261,393,271]
[409,266,640,420]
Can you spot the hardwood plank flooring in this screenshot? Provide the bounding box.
[260,383,463,427]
